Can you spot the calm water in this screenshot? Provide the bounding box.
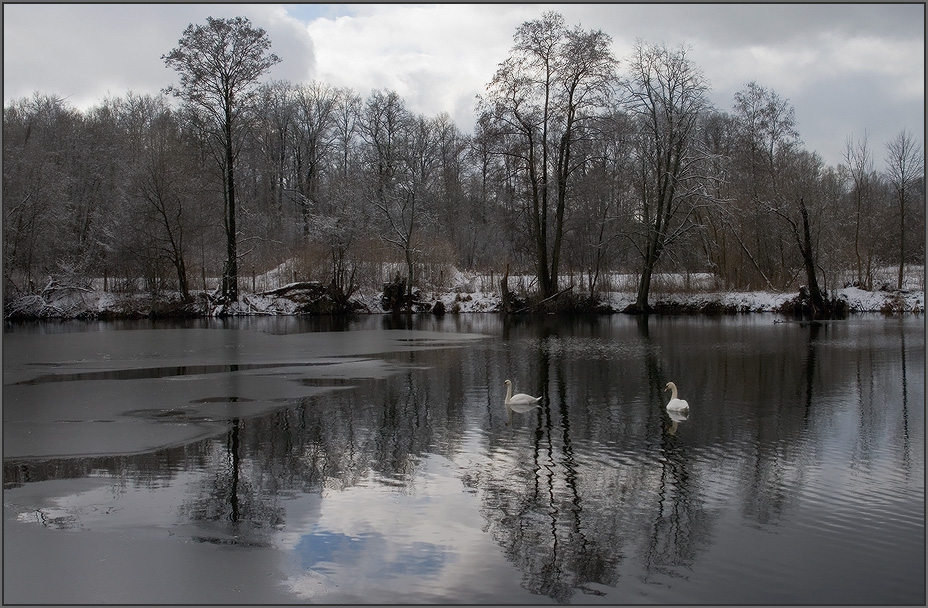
[3,314,925,604]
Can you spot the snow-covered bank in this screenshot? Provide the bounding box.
[4,277,923,320]
[418,285,923,315]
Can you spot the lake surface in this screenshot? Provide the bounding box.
[3,314,924,604]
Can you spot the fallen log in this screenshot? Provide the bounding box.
[514,284,574,314]
[258,281,325,298]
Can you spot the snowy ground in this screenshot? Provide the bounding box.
[6,267,924,319]
[404,267,926,315]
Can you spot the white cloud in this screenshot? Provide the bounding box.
[303,5,536,129]
[277,453,528,602]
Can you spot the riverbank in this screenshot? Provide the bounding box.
[3,278,923,320]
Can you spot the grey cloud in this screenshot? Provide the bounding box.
[3,4,313,107]
[560,4,922,48]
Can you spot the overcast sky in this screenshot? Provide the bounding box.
[3,3,923,167]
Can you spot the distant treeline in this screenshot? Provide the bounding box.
[3,13,924,314]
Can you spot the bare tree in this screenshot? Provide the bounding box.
[163,16,281,302]
[729,81,801,289]
[769,148,844,314]
[254,80,297,221]
[2,94,80,294]
[693,109,737,288]
[623,41,710,312]
[843,131,879,290]
[326,87,365,295]
[360,91,442,305]
[884,129,924,289]
[359,90,412,301]
[432,113,474,268]
[128,98,203,301]
[468,115,516,271]
[293,81,339,236]
[479,11,618,300]
[332,87,362,179]
[729,83,838,312]
[294,85,365,298]
[566,108,636,298]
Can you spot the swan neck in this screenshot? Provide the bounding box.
[669,383,678,400]
[505,383,512,403]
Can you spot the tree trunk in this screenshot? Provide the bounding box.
[174,256,190,302]
[798,197,826,312]
[897,187,905,289]
[404,243,415,311]
[500,264,512,312]
[854,193,863,287]
[633,216,663,313]
[223,112,238,302]
[295,152,311,237]
[635,261,655,313]
[529,164,555,299]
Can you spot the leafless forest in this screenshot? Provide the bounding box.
[3,13,924,315]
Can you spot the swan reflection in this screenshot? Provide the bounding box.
[666,409,688,435]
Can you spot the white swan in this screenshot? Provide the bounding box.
[504,379,541,425]
[504,379,542,409]
[664,381,690,413]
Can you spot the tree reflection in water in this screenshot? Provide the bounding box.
[469,320,717,602]
[177,418,286,547]
[3,316,923,604]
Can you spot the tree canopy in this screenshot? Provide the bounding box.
[163,16,281,301]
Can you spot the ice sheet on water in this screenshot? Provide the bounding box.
[3,326,490,459]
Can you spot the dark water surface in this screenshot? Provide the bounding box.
[3,314,924,604]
